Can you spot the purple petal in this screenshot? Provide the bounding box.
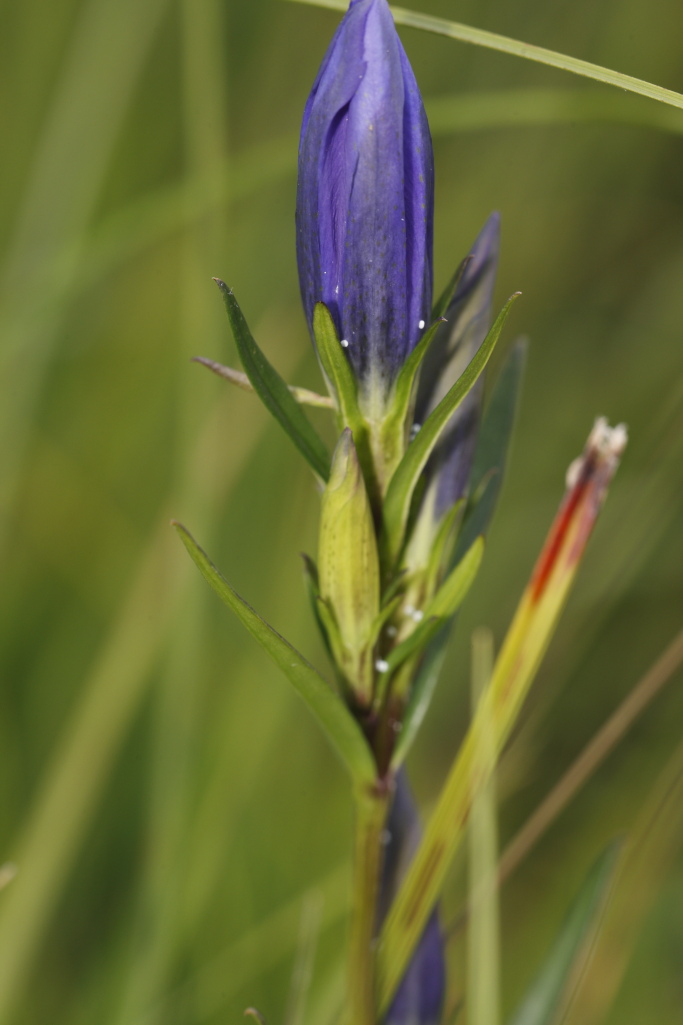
[296,0,434,407]
[380,770,447,1025]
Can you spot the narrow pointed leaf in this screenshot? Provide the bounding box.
[456,339,527,560]
[313,303,379,497]
[382,317,447,441]
[312,302,364,429]
[431,256,472,322]
[370,595,404,649]
[301,554,334,659]
[173,522,375,786]
[392,630,449,768]
[377,421,626,1009]
[215,280,330,481]
[379,617,440,692]
[382,294,520,566]
[425,498,466,596]
[565,741,683,1025]
[379,540,483,698]
[424,537,484,620]
[506,844,620,1025]
[394,344,524,767]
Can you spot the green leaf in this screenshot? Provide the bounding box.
[312,303,378,497]
[215,280,330,482]
[425,498,466,595]
[394,346,525,766]
[424,536,485,620]
[455,339,527,561]
[301,554,333,660]
[379,539,484,701]
[173,521,375,786]
[287,0,683,115]
[369,594,403,648]
[380,316,446,449]
[431,255,473,322]
[382,294,520,566]
[392,629,449,767]
[506,844,620,1025]
[312,302,363,430]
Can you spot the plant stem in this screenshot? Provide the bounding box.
[349,783,389,1025]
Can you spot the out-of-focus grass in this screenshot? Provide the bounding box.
[0,1,682,1024]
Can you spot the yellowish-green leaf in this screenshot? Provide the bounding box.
[173,521,376,786]
[377,421,626,1010]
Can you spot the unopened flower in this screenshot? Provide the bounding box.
[296,0,434,414]
[318,428,380,703]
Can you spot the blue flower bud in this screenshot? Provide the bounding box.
[296,0,434,414]
[380,770,446,1025]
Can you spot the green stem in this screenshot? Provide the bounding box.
[349,784,390,1025]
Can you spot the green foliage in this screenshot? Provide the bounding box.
[216,280,331,481]
[173,522,375,786]
[381,293,521,565]
[2,1,683,1023]
[507,844,620,1025]
[312,303,363,430]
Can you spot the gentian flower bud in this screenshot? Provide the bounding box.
[296,0,434,415]
[318,428,380,703]
[380,770,446,1025]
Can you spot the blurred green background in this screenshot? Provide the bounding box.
[1,0,682,1022]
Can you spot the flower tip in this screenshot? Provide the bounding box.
[589,416,628,457]
[565,418,627,489]
[212,277,230,295]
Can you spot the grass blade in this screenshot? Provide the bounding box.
[377,420,626,1011]
[506,845,620,1025]
[564,741,683,1025]
[468,629,500,1025]
[173,522,375,786]
[499,628,683,885]
[286,0,683,114]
